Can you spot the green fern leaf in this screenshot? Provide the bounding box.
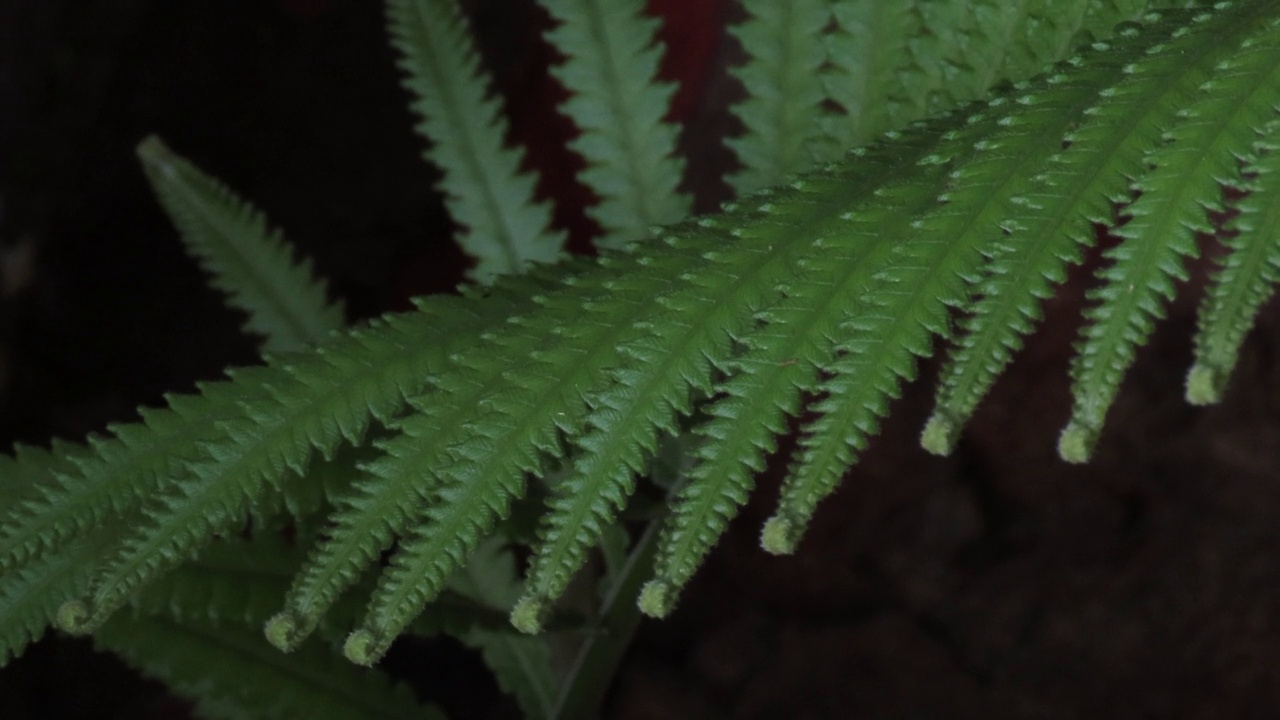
[0,519,111,665]
[1060,6,1280,461]
[763,21,1178,551]
[921,9,1215,455]
[50,286,536,635]
[265,373,496,652]
[388,0,564,281]
[640,126,953,615]
[728,0,830,192]
[539,0,690,247]
[138,136,345,353]
[1188,122,1280,403]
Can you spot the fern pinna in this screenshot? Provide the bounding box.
[4,0,1280,715]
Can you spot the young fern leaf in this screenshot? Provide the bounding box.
[388,0,564,281]
[761,113,1038,552]
[641,123,957,614]
[342,219,790,657]
[265,372,500,651]
[538,0,690,247]
[51,280,544,636]
[137,136,345,353]
[0,443,116,665]
[509,198,837,631]
[921,9,1215,455]
[1188,122,1280,403]
[1060,6,1280,461]
[95,614,443,720]
[764,9,1218,552]
[728,0,830,192]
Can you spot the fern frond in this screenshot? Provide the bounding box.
[95,613,443,720]
[921,9,1212,455]
[0,524,109,665]
[138,136,345,353]
[538,0,690,247]
[510,212,816,629]
[1188,123,1280,403]
[265,373,492,652]
[9,2,1280,671]
[640,125,954,614]
[388,0,564,281]
[1060,6,1280,461]
[763,18,1188,552]
[727,0,830,192]
[345,140,943,654]
[0,396,220,572]
[50,284,539,635]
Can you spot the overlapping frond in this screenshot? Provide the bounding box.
[538,0,690,247]
[388,0,564,281]
[138,136,345,352]
[728,0,830,191]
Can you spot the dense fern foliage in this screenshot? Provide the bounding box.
[5,0,1280,717]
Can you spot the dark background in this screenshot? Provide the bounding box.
[2,1,1279,717]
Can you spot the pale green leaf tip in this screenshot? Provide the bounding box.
[55,600,91,635]
[509,595,546,635]
[761,516,797,555]
[921,413,958,456]
[264,612,300,653]
[343,629,379,667]
[637,580,671,618]
[1058,422,1095,464]
[1185,363,1223,406]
